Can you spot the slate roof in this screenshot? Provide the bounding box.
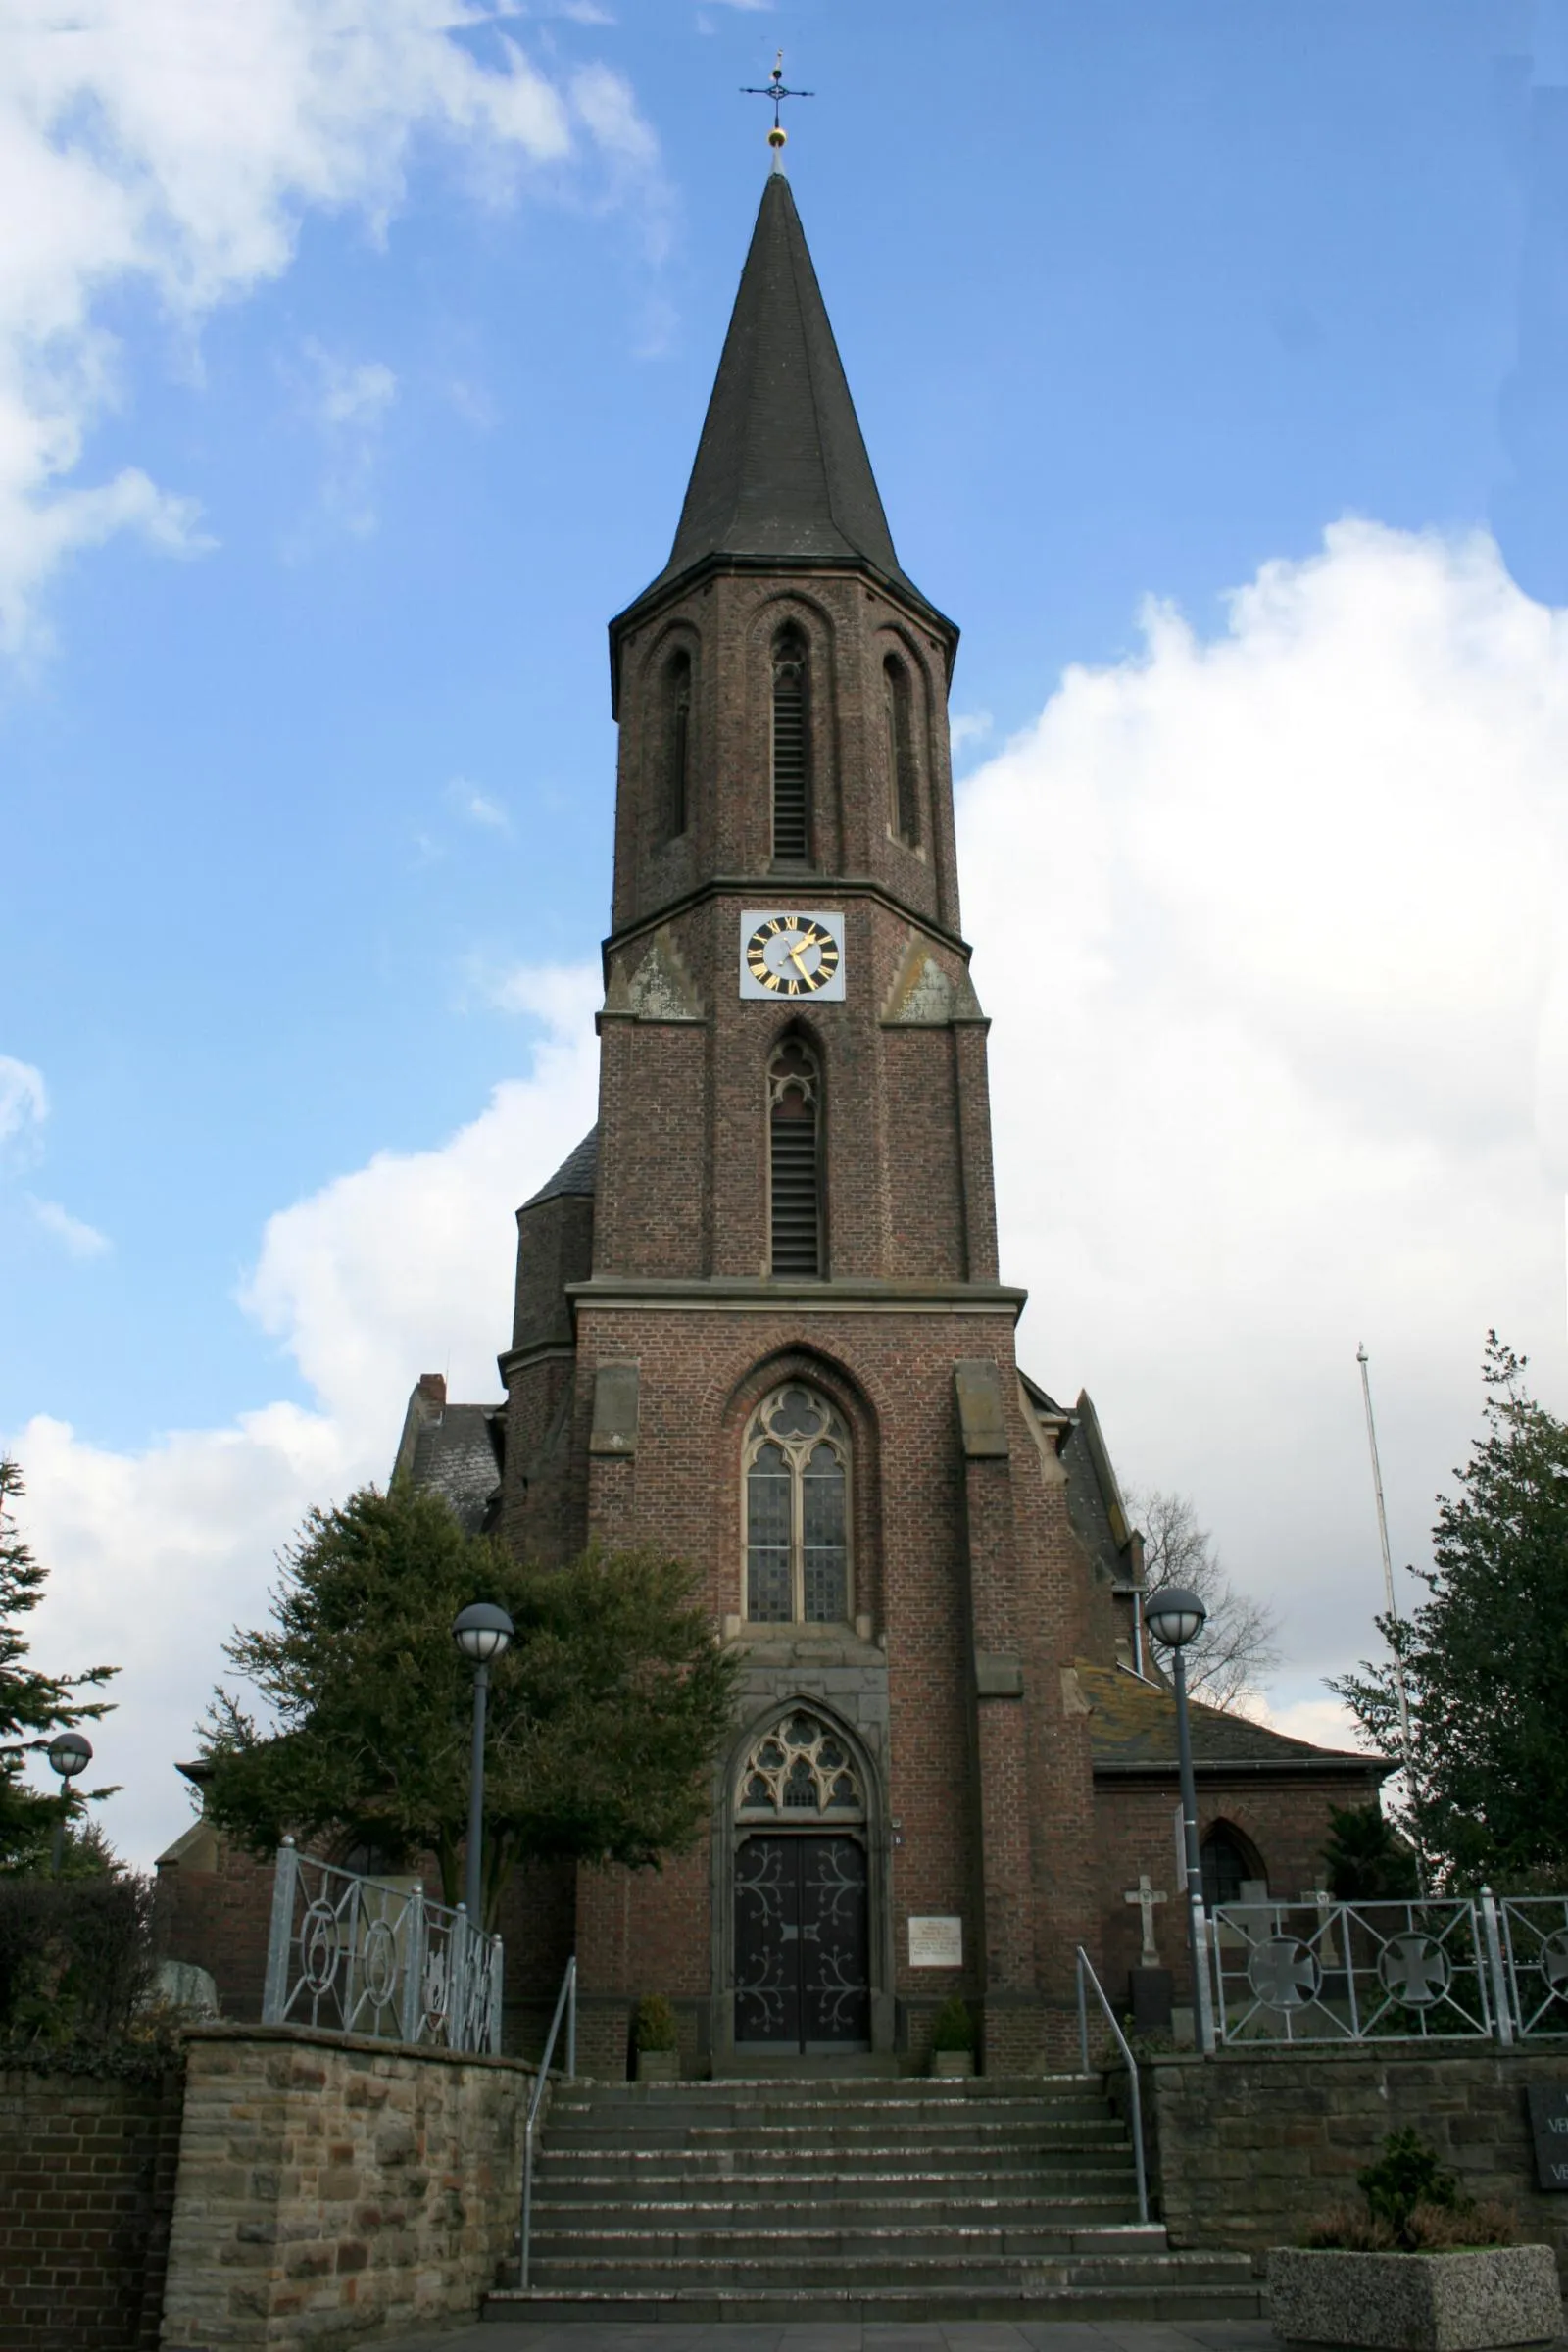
[405,1404,505,1537]
[522,1125,599,1212]
[634,173,940,622]
[1077,1661,1391,1780]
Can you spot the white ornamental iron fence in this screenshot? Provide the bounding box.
[260,1838,503,2055]
[1206,1890,1568,2047]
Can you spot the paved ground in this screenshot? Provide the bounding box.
[376,2324,1279,2352]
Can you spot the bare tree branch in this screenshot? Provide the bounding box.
[1125,1485,1281,1712]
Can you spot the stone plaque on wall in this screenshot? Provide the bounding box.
[908,1916,962,1968]
[1528,2083,1568,2189]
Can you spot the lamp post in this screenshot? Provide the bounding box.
[46,1731,92,1876]
[451,1602,514,1929]
[1143,1589,1213,2053]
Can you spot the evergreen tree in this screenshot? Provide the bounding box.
[1320,1802,1420,1901]
[201,1482,738,1927]
[1329,1335,1568,1886]
[0,1459,117,1873]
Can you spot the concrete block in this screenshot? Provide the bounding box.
[1268,2244,1564,2351]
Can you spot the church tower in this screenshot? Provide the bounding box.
[501,167,1110,2070]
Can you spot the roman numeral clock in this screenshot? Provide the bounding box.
[739,909,846,1001]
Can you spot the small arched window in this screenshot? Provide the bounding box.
[769,1037,821,1277]
[1200,1821,1263,1911]
[743,1388,851,1624]
[663,648,692,840]
[883,654,919,847]
[771,624,811,863]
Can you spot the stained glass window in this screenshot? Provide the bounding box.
[742,1385,853,1625]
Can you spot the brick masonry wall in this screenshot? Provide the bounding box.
[1091,1777,1377,2003]
[1148,2046,1568,2280]
[159,2024,533,2352]
[0,2058,184,2352]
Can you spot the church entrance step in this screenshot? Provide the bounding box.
[486,2277,1264,2326]
[487,2075,1256,2324]
[532,2185,1143,2221]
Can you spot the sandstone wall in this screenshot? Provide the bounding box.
[159,2024,534,2351]
[1147,2045,1568,2280]
[0,2057,184,2352]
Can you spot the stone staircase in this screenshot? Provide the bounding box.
[485,2073,1261,2322]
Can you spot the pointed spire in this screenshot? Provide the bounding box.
[644,173,926,606]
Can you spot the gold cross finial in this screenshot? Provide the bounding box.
[741,50,813,165]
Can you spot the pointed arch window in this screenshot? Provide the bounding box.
[743,1388,851,1625]
[662,648,692,840]
[769,1037,821,1277]
[771,625,811,862]
[883,654,919,847]
[1200,1821,1264,1910]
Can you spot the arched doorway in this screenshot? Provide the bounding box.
[731,1708,872,2053]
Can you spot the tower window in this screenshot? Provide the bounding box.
[664,649,692,840]
[884,654,919,847]
[743,1388,851,1625]
[768,1037,821,1277]
[771,625,810,862]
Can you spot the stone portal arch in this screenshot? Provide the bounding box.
[711,1697,892,2063]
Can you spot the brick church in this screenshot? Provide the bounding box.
[157,166,1385,2070]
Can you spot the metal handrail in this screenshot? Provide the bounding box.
[1075,1944,1150,2225]
[518,1954,577,2290]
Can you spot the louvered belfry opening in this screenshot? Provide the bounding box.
[884,654,919,847]
[771,626,810,863]
[769,1037,821,1276]
[665,649,691,839]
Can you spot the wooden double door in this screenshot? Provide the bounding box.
[734,1834,870,2050]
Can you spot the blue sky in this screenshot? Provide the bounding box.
[5,0,1567,1862]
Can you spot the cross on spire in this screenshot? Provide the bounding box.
[742,50,813,165]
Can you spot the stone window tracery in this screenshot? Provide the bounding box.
[743,1384,850,1624]
[737,1709,865,1819]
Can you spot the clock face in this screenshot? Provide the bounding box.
[739,907,846,1001]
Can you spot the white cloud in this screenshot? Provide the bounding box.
[446,775,510,829]
[30,1199,111,1259]
[311,348,397,433]
[287,342,399,544]
[948,710,993,757]
[558,2,617,24]
[0,1,661,649]
[0,1056,48,1153]
[8,968,600,1866]
[963,517,1568,1721]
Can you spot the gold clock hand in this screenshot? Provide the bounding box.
[787,938,813,979]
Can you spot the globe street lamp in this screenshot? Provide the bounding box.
[46,1731,93,1876]
[451,1603,514,1928]
[1143,1589,1213,2053]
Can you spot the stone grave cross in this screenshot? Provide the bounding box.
[1125,1873,1168,1968]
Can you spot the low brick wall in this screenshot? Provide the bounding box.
[160,2024,535,2351]
[1147,2045,1568,2279]
[0,2055,185,2352]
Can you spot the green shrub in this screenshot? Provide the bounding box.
[634,1993,678,2052]
[1301,2131,1518,2253]
[929,1994,976,2053]
[0,1873,154,2048]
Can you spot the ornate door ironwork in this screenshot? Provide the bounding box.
[734,1834,869,2048]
